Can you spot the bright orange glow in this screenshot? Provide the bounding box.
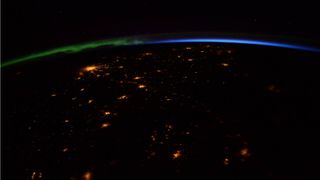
[83,171,92,180]
[104,111,111,115]
[101,123,111,128]
[240,147,250,157]
[223,158,230,166]
[84,66,98,71]
[172,150,182,159]
[117,95,128,100]
[133,76,143,80]
[138,84,146,89]
[221,63,230,67]
[31,172,36,180]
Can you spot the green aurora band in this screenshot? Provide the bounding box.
[1,38,143,68]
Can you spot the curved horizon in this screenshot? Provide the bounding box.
[2,36,320,68]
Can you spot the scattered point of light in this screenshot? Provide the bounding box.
[64,119,70,123]
[79,72,84,76]
[185,47,192,50]
[144,52,153,56]
[83,171,92,180]
[101,123,111,128]
[31,171,42,180]
[133,76,143,80]
[51,93,57,97]
[84,65,98,72]
[62,148,69,152]
[150,151,156,156]
[165,134,171,140]
[117,95,128,100]
[187,58,193,62]
[177,55,181,58]
[156,69,162,73]
[118,65,124,69]
[185,131,191,135]
[166,124,173,131]
[151,135,156,142]
[138,84,146,89]
[240,147,250,157]
[80,88,85,92]
[267,84,281,93]
[147,151,157,159]
[172,150,182,159]
[31,172,36,179]
[88,99,94,104]
[104,111,111,115]
[224,158,230,166]
[221,63,230,67]
[268,85,276,91]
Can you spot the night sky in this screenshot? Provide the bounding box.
[3,0,320,60]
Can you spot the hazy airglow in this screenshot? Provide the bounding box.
[2,37,319,68]
[147,38,320,52]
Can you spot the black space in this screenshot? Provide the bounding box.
[2,0,320,60]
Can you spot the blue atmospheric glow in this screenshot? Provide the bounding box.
[145,38,320,52]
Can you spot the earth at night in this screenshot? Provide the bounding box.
[3,42,320,179]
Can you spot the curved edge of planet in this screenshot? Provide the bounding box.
[2,33,320,68]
